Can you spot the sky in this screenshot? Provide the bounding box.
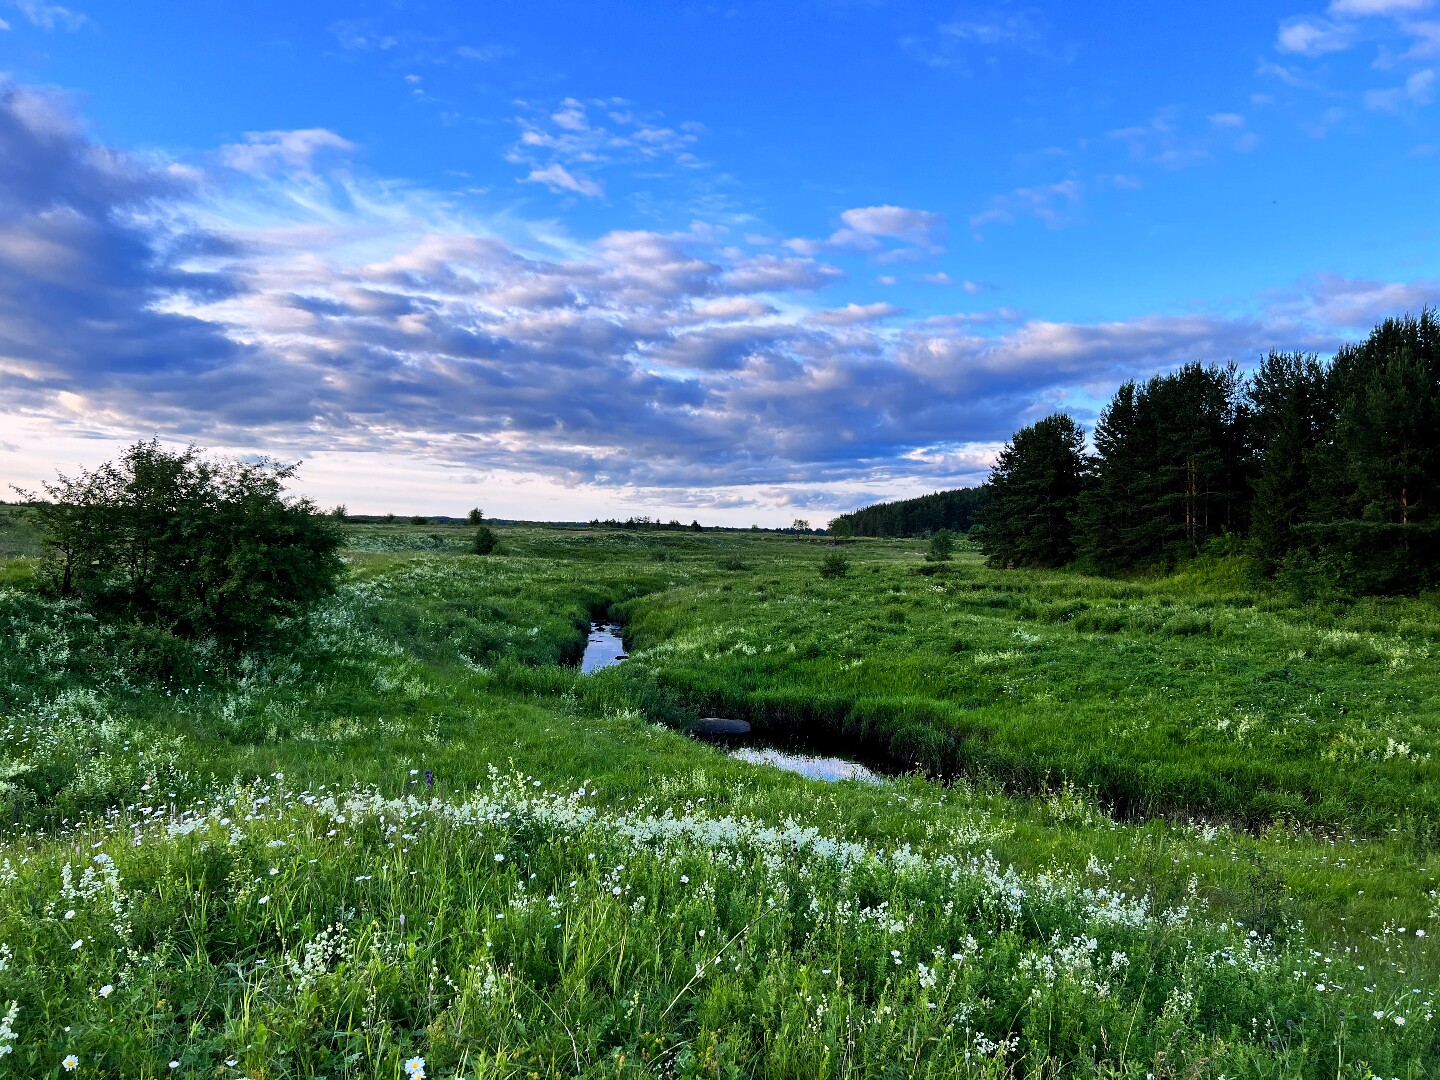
[0,0,1437,524]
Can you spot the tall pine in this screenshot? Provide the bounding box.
[1315,310,1440,591]
[977,413,1088,568]
[1246,351,1330,570]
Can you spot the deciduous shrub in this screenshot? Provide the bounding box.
[22,440,343,647]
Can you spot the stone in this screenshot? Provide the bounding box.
[692,717,751,736]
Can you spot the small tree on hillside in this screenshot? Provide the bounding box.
[22,439,343,645]
[977,414,1089,569]
[927,528,956,562]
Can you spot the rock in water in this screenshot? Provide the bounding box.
[692,717,751,736]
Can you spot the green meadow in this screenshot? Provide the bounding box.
[1,514,1437,1076]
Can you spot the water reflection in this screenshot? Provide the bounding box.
[581,623,628,674]
[731,747,883,784]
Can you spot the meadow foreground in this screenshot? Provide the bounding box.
[0,520,1436,1077]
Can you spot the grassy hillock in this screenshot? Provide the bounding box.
[0,523,1436,1076]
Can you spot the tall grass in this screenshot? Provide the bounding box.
[0,523,1436,1074]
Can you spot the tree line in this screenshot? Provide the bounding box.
[829,486,989,538]
[976,310,1440,594]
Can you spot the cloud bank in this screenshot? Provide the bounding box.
[1,83,1435,514]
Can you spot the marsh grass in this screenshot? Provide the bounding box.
[0,523,1436,1075]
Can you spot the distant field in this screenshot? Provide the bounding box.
[0,523,1435,1075]
[0,504,41,558]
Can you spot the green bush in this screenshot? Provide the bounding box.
[819,552,850,579]
[23,440,343,647]
[926,528,956,562]
[472,526,498,555]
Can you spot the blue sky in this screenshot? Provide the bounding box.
[1,0,1436,522]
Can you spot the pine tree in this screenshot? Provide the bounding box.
[1076,364,1249,570]
[1246,351,1329,569]
[1317,310,1440,590]
[1075,382,1155,570]
[977,414,1088,568]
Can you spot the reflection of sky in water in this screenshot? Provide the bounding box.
[731,747,882,784]
[581,624,628,674]
[582,628,877,783]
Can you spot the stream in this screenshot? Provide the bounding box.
[579,623,882,784]
[580,623,629,673]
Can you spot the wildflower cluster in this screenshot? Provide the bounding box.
[0,771,1432,1075]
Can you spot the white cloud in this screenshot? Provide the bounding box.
[1329,0,1431,14]
[8,0,86,30]
[970,180,1082,228]
[1402,19,1440,59]
[838,205,945,245]
[1277,16,1357,55]
[1363,66,1437,108]
[808,302,900,326]
[1209,112,1247,128]
[505,97,702,200]
[220,129,357,174]
[522,163,604,198]
[455,43,511,62]
[785,205,946,258]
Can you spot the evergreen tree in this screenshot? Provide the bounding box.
[1076,363,1249,569]
[1075,382,1155,570]
[1246,351,1329,569]
[1315,310,1440,590]
[977,414,1088,568]
[1146,361,1251,555]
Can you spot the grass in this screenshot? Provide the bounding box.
[0,520,1437,1076]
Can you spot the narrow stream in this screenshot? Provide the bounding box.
[580,624,881,783]
[580,623,628,673]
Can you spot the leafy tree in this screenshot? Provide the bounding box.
[926,528,956,562]
[410,514,428,526]
[792,518,811,533]
[22,440,343,645]
[827,517,854,538]
[330,504,347,520]
[467,507,484,525]
[977,414,1088,568]
[689,519,703,532]
[472,526,498,555]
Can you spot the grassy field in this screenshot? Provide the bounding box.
[0,516,1437,1076]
